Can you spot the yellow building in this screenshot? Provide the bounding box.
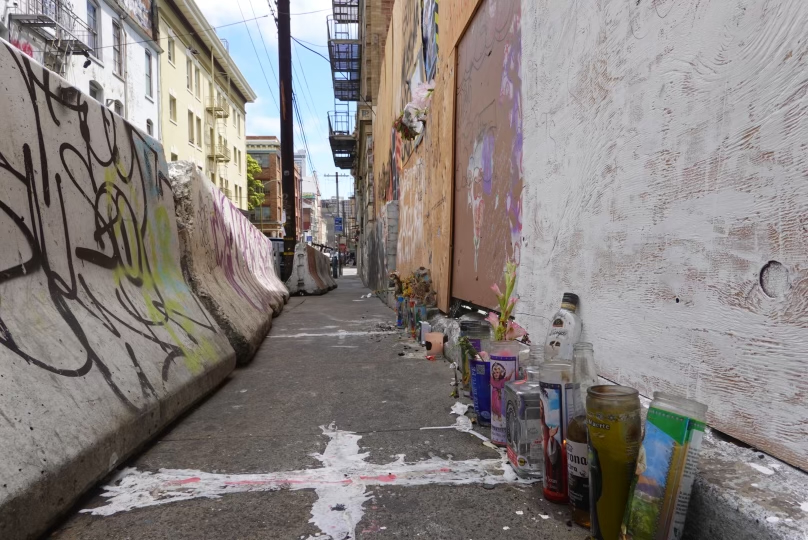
[157,0,256,209]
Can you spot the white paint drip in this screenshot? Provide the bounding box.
[83,423,530,540]
[749,463,776,475]
[766,516,780,523]
[800,501,808,512]
[420,416,490,442]
[515,510,524,515]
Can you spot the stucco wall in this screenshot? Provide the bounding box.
[0,41,235,539]
[518,0,808,469]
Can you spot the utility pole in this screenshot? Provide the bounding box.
[323,172,344,247]
[278,0,295,281]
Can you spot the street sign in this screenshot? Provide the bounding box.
[306,235,312,242]
[334,216,343,233]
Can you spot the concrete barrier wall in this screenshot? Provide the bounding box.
[312,246,337,290]
[286,243,337,295]
[0,42,247,539]
[170,162,288,364]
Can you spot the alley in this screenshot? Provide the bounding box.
[49,273,581,540]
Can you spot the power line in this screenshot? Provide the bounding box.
[30,14,269,54]
[234,0,279,111]
[291,36,331,63]
[292,37,328,48]
[243,0,281,110]
[291,44,328,150]
[285,8,332,15]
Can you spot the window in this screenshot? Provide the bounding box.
[169,96,177,122]
[186,59,192,90]
[113,100,123,116]
[194,67,201,98]
[170,152,178,161]
[167,38,175,64]
[146,119,153,135]
[145,50,152,97]
[112,21,123,75]
[89,80,102,102]
[87,1,99,57]
[188,111,194,144]
[196,117,202,148]
[251,153,269,168]
[233,146,237,167]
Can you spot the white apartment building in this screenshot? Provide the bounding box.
[1,0,160,138]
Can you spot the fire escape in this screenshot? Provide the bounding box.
[326,0,360,170]
[206,40,233,201]
[9,0,92,77]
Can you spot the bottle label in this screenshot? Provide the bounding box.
[490,355,518,445]
[469,358,491,424]
[539,381,567,496]
[621,406,706,540]
[567,440,589,510]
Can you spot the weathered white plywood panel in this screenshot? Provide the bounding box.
[519,0,808,468]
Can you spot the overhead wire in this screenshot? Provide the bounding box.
[234,0,279,111]
[30,14,270,54]
[266,0,324,174]
[292,44,329,154]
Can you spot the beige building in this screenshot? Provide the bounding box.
[157,0,256,209]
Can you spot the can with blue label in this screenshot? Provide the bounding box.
[396,296,406,328]
[470,354,491,426]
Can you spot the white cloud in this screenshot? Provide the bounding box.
[194,0,332,47]
[247,114,280,135]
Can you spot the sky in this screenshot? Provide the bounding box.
[194,0,351,199]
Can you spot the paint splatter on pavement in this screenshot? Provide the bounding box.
[83,423,531,539]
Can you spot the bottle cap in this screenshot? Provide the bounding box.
[562,292,580,306]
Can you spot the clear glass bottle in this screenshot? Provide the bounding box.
[504,367,543,479]
[538,359,573,503]
[544,292,582,361]
[567,343,598,528]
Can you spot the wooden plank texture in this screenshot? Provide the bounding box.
[373,0,481,312]
[452,0,522,309]
[518,0,808,469]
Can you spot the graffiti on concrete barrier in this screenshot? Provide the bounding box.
[0,44,222,411]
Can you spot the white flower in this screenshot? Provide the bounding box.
[410,80,436,110]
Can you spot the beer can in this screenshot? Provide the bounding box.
[587,385,642,540]
[621,393,708,540]
[470,354,491,426]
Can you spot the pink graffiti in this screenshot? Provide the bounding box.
[204,188,284,313]
[11,39,34,58]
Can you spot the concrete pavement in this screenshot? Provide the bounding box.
[49,272,583,540]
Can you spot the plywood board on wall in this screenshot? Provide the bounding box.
[371,0,478,312]
[452,0,522,309]
[519,0,808,469]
